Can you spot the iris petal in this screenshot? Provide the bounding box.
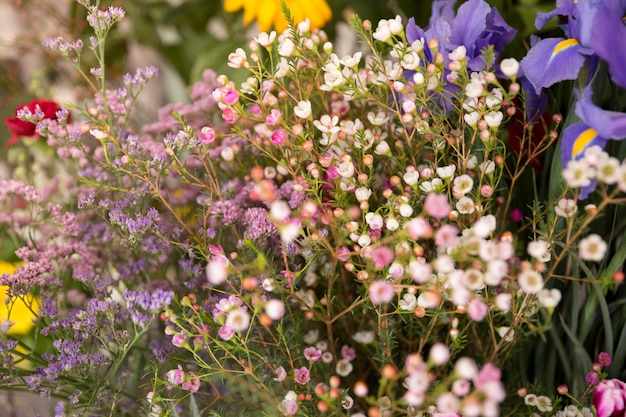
[576,87,626,139]
[520,37,586,94]
[561,123,607,166]
[590,0,626,89]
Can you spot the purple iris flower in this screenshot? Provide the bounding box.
[590,0,626,89]
[561,87,626,198]
[520,0,598,94]
[406,0,516,71]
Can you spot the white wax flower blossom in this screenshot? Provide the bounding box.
[375,140,390,155]
[538,288,562,309]
[484,111,504,128]
[456,196,475,214]
[404,170,420,185]
[355,187,372,202]
[536,396,553,413]
[464,111,480,126]
[578,234,607,262]
[373,19,393,42]
[436,164,456,179]
[480,160,496,174]
[337,161,355,178]
[294,100,312,119]
[399,203,414,218]
[518,269,544,294]
[227,48,248,68]
[500,58,520,78]
[352,331,375,344]
[367,111,390,126]
[303,329,319,344]
[527,240,551,262]
[221,147,234,161]
[277,37,295,57]
[336,359,354,377]
[270,200,291,222]
[498,326,514,342]
[427,75,439,91]
[429,343,450,365]
[554,198,578,218]
[452,174,474,195]
[596,156,621,184]
[465,79,484,98]
[399,293,417,311]
[340,51,362,68]
[401,52,421,70]
[386,217,399,231]
[226,308,250,332]
[485,88,503,108]
[449,45,467,61]
[388,15,403,35]
[413,71,425,85]
[562,159,593,188]
[90,129,107,139]
[254,31,276,47]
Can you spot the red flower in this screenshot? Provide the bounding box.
[4,99,63,146]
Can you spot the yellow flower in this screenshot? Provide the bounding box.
[0,261,40,335]
[224,0,332,33]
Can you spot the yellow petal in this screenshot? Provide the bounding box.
[223,0,245,12]
[257,0,280,32]
[0,262,40,335]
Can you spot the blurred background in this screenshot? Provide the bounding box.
[0,0,559,145]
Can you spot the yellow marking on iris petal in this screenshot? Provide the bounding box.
[552,38,580,57]
[572,128,598,158]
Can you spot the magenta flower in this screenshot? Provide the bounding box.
[265,108,282,126]
[271,129,287,145]
[294,366,311,385]
[424,193,451,220]
[371,246,394,269]
[369,280,395,305]
[598,352,613,367]
[593,379,626,417]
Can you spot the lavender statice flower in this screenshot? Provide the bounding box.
[242,207,278,240]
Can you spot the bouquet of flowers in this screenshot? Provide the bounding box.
[1,0,626,416]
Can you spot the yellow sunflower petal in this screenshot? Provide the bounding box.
[223,0,245,13]
[242,0,262,26]
[297,0,332,29]
[257,0,280,32]
[0,261,40,336]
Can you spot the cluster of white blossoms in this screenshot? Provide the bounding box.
[562,145,626,193]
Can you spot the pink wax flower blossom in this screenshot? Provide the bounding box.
[274,366,287,382]
[294,366,311,385]
[218,324,235,340]
[221,107,239,123]
[341,345,356,361]
[199,126,216,144]
[222,89,239,105]
[424,193,451,219]
[279,391,299,416]
[266,109,282,125]
[182,373,200,393]
[271,129,287,145]
[434,224,460,248]
[371,246,394,269]
[165,365,185,386]
[369,280,395,305]
[171,334,186,347]
[467,299,488,321]
[593,379,626,417]
[303,346,322,362]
